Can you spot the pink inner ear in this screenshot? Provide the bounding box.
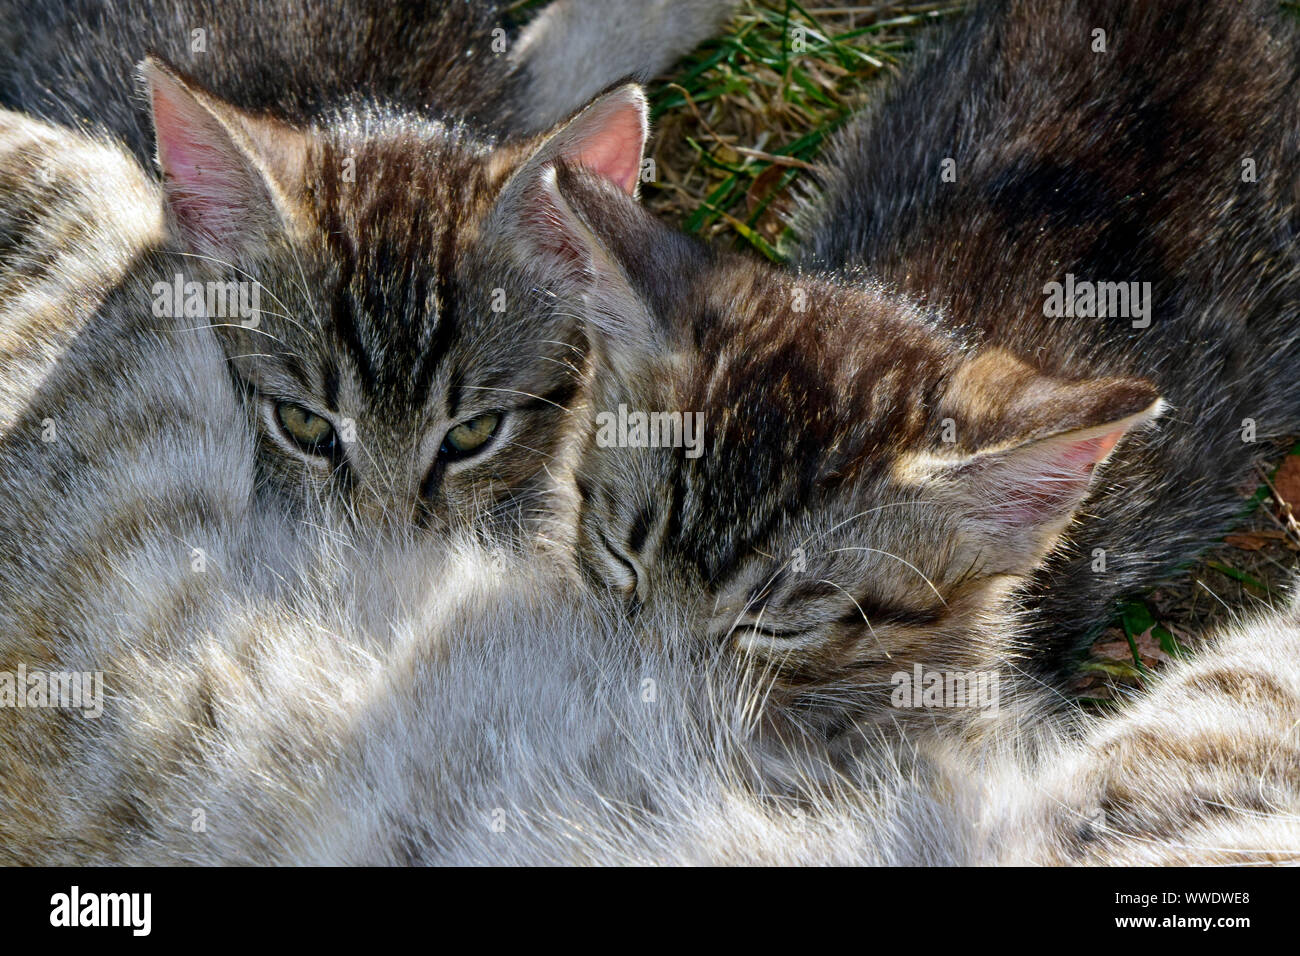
[979,422,1134,530]
[561,102,645,196]
[1063,427,1124,468]
[149,70,264,253]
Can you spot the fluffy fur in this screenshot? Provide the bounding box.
[4,2,1300,867]
[511,0,739,130]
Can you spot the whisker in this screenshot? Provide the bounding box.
[825,546,948,606]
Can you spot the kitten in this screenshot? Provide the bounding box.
[0,0,667,538]
[508,0,1300,728]
[512,161,1158,740]
[795,0,1300,675]
[6,311,1293,866]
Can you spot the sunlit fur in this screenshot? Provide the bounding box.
[0,0,736,539]
[963,600,1300,865]
[0,120,1294,863]
[4,2,1300,867]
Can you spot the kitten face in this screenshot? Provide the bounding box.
[212,123,588,535]
[526,170,1161,722]
[143,59,648,536]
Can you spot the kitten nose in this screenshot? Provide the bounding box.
[352,487,405,531]
[351,463,446,531]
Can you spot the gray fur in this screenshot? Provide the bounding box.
[511,0,739,130]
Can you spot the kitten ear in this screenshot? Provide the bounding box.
[928,350,1163,575]
[489,85,669,373]
[142,56,307,260]
[527,83,649,197]
[517,164,665,380]
[488,84,648,260]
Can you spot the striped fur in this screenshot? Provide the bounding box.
[2,1,1298,867]
[0,123,1293,861]
[986,604,1300,865]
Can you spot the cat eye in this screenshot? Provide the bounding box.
[441,412,501,460]
[274,401,336,456]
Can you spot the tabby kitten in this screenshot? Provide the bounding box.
[0,0,674,536]
[508,0,1300,729]
[511,163,1160,739]
[134,61,651,535]
[797,0,1300,674]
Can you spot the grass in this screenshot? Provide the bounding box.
[643,1,961,261]
[639,0,1300,699]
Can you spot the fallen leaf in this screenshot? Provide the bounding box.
[1223,529,1287,551]
[1091,640,1132,660]
[1272,454,1300,508]
[746,164,787,217]
[1132,627,1171,666]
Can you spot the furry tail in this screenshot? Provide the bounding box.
[510,0,738,132]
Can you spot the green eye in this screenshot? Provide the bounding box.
[274,401,336,456]
[442,412,501,459]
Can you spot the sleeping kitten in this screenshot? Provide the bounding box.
[5,293,1293,866]
[503,0,1300,729]
[796,0,1300,674]
[506,162,1158,739]
[0,0,668,537]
